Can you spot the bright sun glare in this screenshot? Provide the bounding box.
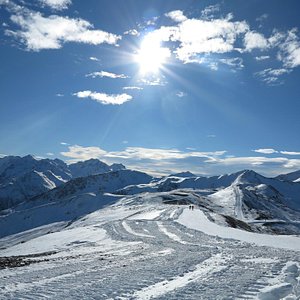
[135,36,170,74]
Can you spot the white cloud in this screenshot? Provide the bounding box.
[6,10,121,51]
[165,10,187,23]
[39,0,71,10]
[61,145,107,161]
[176,91,187,98]
[244,31,268,51]
[139,76,167,86]
[219,57,244,69]
[46,152,54,156]
[207,134,216,138]
[56,93,64,97]
[201,5,220,19]
[123,86,143,90]
[255,55,270,61]
[278,29,300,68]
[73,90,133,105]
[209,156,289,167]
[147,15,249,64]
[61,144,226,163]
[124,29,139,36]
[89,56,100,61]
[60,142,69,145]
[253,148,278,154]
[256,14,268,24]
[86,71,129,79]
[255,68,291,85]
[280,151,300,155]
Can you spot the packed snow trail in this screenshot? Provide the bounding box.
[0,204,300,299]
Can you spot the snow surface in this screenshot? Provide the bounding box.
[1,200,300,299]
[178,208,300,251]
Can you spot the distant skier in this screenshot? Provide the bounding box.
[192,205,194,211]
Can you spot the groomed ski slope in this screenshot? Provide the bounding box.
[1,201,300,299]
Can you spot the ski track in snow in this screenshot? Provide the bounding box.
[0,205,300,299]
[132,253,228,299]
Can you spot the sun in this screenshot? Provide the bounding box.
[135,36,170,74]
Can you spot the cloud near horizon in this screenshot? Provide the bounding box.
[253,148,278,154]
[60,145,300,176]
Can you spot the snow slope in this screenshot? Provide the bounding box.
[1,198,300,299]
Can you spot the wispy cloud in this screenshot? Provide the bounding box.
[123,86,143,90]
[4,4,120,51]
[86,71,129,79]
[280,151,300,155]
[253,148,278,154]
[277,29,300,68]
[60,142,69,145]
[256,14,268,23]
[255,55,270,61]
[89,56,100,61]
[255,68,291,85]
[176,91,187,98]
[201,4,220,19]
[60,144,300,176]
[139,76,167,86]
[73,90,132,105]
[124,29,139,36]
[39,0,71,10]
[46,152,54,156]
[219,57,244,69]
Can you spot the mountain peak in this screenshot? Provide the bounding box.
[170,171,196,178]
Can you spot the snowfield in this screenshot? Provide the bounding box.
[1,197,300,300]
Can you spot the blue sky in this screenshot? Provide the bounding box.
[0,0,300,176]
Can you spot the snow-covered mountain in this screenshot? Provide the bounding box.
[1,155,300,237]
[0,156,127,210]
[1,157,300,299]
[0,155,71,210]
[0,169,153,237]
[276,170,300,182]
[68,158,125,178]
[170,171,196,177]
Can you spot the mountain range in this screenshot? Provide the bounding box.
[0,155,299,238]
